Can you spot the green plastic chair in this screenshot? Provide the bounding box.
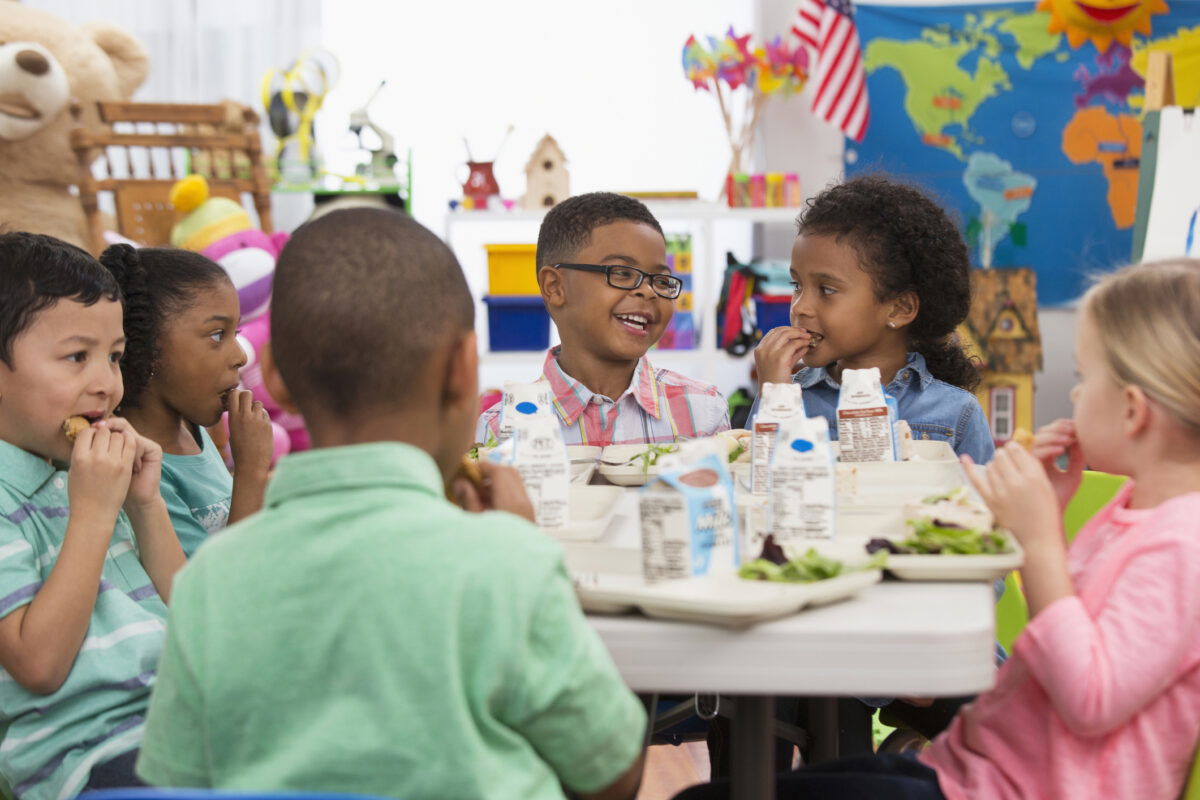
[994,470,1128,653]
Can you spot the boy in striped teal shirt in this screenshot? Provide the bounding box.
[0,233,186,799]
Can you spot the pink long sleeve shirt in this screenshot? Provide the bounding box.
[922,483,1200,800]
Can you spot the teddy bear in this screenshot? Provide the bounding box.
[0,2,148,249]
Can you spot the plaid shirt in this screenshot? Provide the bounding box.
[476,347,730,446]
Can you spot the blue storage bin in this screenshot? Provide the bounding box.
[754,295,792,334]
[483,295,550,351]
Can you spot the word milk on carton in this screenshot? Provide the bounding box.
[770,415,837,542]
[640,443,739,584]
[496,381,554,440]
[836,367,897,462]
[489,387,569,529]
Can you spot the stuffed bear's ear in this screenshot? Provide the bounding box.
[79,22,149,99]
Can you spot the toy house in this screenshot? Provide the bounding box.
[958,267,1043,444]
[521,134,569,210]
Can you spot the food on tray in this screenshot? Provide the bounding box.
[715,429,751,463]
[739,535,885,583]
[467,432,499,462]
[603,443,678,473]
[62,415,91,442]
[865,486,1012,555]
[1012,428,1035,452]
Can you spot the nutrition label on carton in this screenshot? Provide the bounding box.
[641,495,691,583]
[772,463,835,540]
[751,421,779,494]
[837,407,892,462]
[517,460,568,529]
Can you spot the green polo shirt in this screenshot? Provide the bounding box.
[0,439,167,800]
[159,426,232,557]
[138,442,645,799]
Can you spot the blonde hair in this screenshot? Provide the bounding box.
[1082,259,1200,434]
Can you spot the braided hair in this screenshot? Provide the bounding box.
[797,176,980,391]
[99,245,230,409]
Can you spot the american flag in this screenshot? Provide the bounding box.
[792,0,870,142]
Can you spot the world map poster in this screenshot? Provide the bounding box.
[847,1,1200,305]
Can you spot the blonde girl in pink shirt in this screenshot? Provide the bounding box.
[680,258,1200,800]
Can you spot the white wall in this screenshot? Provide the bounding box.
[317,0,756,230]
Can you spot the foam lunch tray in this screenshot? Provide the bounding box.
[574,569,881,627]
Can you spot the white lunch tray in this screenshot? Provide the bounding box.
[545,485,624,542]
[802,535,1024,582]
[573,569,881,627]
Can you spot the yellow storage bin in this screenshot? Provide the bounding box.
[486,243,540,295]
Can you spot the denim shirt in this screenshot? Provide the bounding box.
[751,352,996,464]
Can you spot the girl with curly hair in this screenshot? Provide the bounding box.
[754,175,993,463]
[101,244,273,556]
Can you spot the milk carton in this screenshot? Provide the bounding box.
[770,415,837,541]
[640,452,739,583]
[496,381,553,440]
[488,394,569,529]
[836,368,897,462]
[751,382,806,494]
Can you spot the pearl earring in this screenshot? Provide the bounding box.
[888,322,896,328]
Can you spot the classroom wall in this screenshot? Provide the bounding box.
[756,0,1079,428]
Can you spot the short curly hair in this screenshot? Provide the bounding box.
[100,245,230,409]
[536,192,664,270]
[798,175,980,391]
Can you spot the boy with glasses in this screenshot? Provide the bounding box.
[475,192,729,446]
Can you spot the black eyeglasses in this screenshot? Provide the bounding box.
[552,263,683,300]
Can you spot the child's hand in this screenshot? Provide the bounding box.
[754,326,813,385]
[226,390,274,478]
[453,462,536,524]
[100,417,164,511]
[68,424,135,523]
[1029,419,1085,510]
[962,443,1065,554]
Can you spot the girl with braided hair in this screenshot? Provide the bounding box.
[101,244,274,556]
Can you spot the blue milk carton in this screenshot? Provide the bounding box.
[640,446,739,584]
[769,415,837,542]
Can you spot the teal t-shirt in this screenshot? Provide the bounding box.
[0,439,167,800]
[137,442,646,799]
[160,426,232,557]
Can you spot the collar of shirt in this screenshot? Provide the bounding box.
[796,351,934,395]
[541,346,663,427]
[265,441,444,508]
[0,439,58,499]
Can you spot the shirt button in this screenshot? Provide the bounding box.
[54,477,65,489]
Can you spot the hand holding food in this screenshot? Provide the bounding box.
[962,443,1064,554]
[67,423,135,523]
[450,460,536,524]
[62,415,91,442]
[226,389,274,478]
[1026,419,1085,510]
[753,326,818,385]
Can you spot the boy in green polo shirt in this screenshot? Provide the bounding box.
[0,233,187,799]
[137,208,647,799]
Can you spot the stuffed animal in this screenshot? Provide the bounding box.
[0,2,148,249]
[169,173,308,461]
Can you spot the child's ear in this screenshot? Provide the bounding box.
[259,342,300,416]
[539,265,567,309]
[889,291,920,329]
[441,330,480,412]
[1124,384,1152,437]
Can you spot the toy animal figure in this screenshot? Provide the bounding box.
[0,3,147,248]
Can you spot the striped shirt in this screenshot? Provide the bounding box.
[475,347,730,446]
[0,439,166,800]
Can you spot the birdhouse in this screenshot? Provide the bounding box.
[957,268,1043,445]
[521,134,569,211]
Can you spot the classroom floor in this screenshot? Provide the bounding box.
[637,743,710,799]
